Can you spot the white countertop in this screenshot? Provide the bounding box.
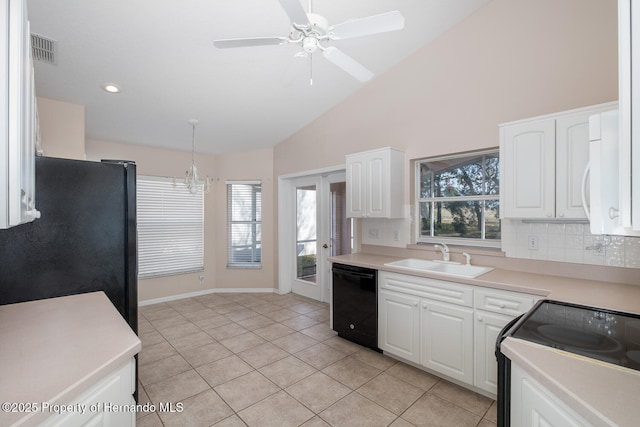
[329,253,640,315]
[329,253,640,426]
[502,338,640,427]
[0,292,141,427]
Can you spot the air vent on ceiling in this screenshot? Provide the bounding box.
[30,33,57,65]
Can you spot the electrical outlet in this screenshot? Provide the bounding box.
[527,235,539,250]
[199,275,204,285]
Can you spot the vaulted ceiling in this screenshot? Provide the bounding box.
[27,0,491,154]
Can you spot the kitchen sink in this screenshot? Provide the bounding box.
[384,258,493,278]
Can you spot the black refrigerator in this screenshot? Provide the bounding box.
[0,156,138,335]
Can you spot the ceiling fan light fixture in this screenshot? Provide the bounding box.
[302,37,319,53]
[212,2,404,83]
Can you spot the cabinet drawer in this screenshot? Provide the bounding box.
[379,271,473,307]
[474,288,538,316]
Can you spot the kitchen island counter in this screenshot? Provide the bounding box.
[0,291,141,426]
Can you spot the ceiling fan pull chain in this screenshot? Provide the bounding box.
[310,53,313,86]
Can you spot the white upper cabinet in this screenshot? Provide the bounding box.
[500,102,617,220]
[501,119,556,219]
[618,0,640,232]
[346,147,404,218]
[556,114,592,218]
[1,0,39,229]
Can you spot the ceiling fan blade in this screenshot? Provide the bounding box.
[329,10,405,40]
[213,37,290,49]
[278,0,310,28]
[322,47,374,82]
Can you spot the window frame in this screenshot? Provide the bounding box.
[227,180,262,269]
[137,175,205,279]
[415,149,501,248]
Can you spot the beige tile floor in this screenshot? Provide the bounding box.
[136,292,497,427]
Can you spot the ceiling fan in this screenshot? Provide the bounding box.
[213,0,405,83]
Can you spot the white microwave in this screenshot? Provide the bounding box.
[585,109,640,236]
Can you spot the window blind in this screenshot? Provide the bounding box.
[227,181,262,268]
[137,176,204,278]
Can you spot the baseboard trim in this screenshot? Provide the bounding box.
[139,287,278,306]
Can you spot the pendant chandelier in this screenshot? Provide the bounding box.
[184,119,211,194]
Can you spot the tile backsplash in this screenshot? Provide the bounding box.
[360,217,640,269]
[501,219,640,269]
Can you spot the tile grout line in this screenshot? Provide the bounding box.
[137,292,497,426]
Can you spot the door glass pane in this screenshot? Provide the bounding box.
[296,185,317,283]
[330,182,352,256]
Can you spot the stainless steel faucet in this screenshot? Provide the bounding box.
[434,243,450,262]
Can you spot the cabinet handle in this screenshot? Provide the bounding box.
[421,303,426,309]
[546,213,552,218]
[500,303,506,308]
[558,212,564,218]
[609,207,620,219]
[477,316,483,322]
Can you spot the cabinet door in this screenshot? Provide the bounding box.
[41,359,136,427]
[420,299,473,384]
[556,114,590,219]
[346,155,366,218]
[511,363,591,427]
[474,311,511,395]
[366,151,388,218]
[378,289,420,363]
[501,119,556,218]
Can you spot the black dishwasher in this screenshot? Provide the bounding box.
[332,263,379,351]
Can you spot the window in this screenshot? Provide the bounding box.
[137,176,204,278]
[227,181,262,267]
[416,150,500,246]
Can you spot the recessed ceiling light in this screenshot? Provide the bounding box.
[102,83,121,94]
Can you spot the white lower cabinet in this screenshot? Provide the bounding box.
[421,299,473,384]
[41,358,136,427]
[378,271,474,382]
[378,288,420,363]
[474,287,539,395]
[511,363,591,427]
[378,270,540,397]
[474,311,511,394]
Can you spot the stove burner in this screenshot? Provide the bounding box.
[536,325,623,353]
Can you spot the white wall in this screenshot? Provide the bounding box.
[85,139,276,302]
[37,97,85,160]
[274,0,617,179]
[272,0,622,277]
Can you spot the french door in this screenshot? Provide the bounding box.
[279,171,352,302]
